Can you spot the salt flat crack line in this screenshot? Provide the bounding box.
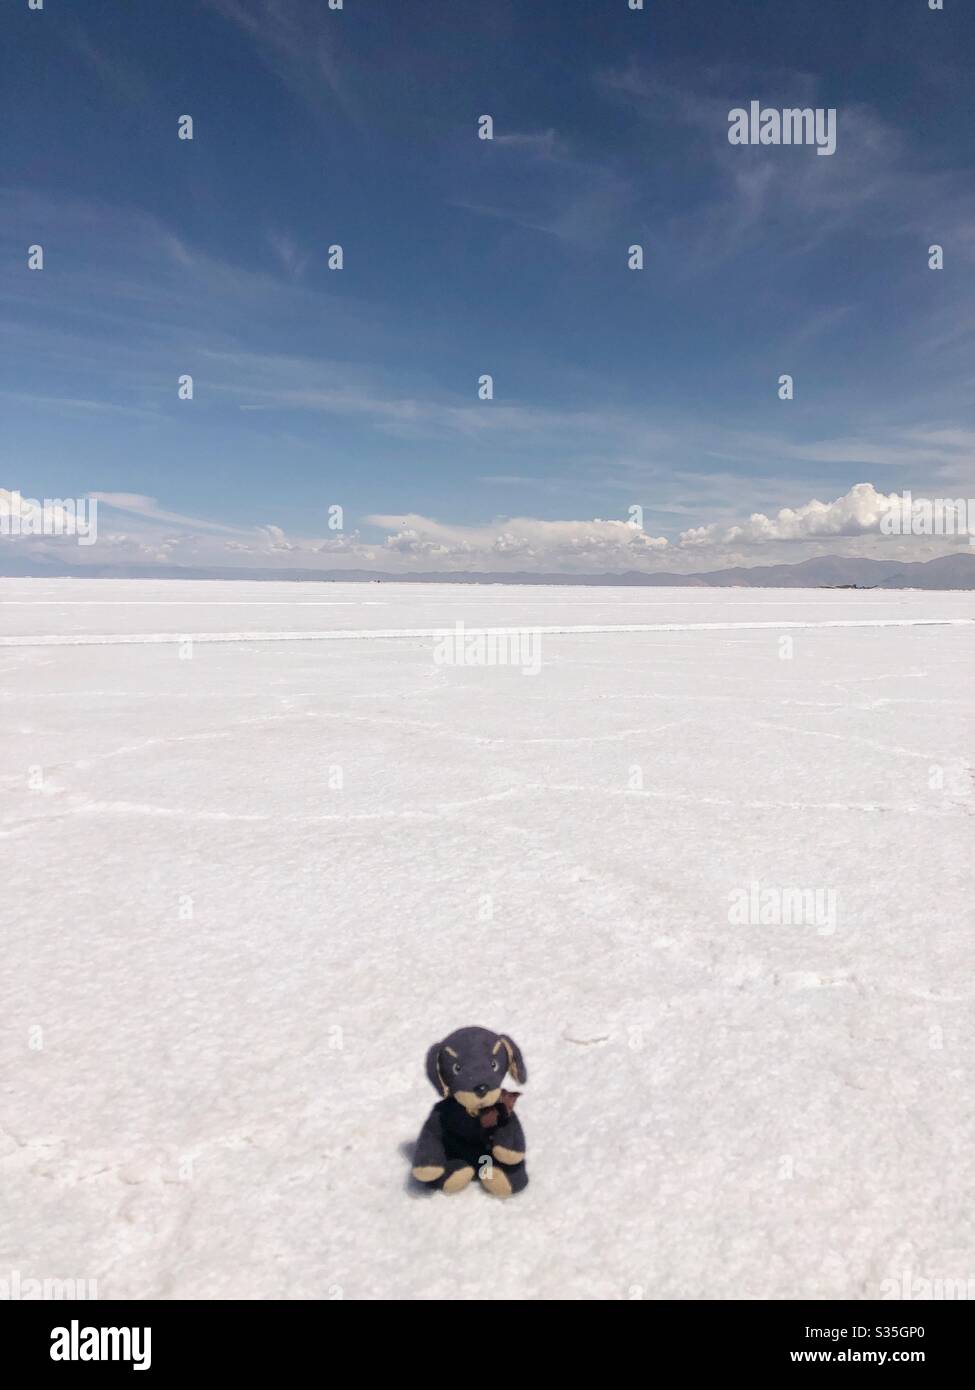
[1,617,973,647]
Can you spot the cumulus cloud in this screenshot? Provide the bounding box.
[368,513,669,570]
[679,482,924,548]
[259,524,297,552]
[4,482,972,577]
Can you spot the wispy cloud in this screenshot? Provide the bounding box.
[58,21,149,105]
[492,129,563,158]
[453,118,633,246]
[90,494,254,536]
[602,62,975,279]
[266,230,310,279]
[203,0,363,126]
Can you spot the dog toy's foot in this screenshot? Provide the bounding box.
[480,1157,529,1198]
[442,1164,475,1194]
[412,1159,475,1193]
[480,1159,528,1198]
[412,1164,445,1183]
[479,1164,513,1197]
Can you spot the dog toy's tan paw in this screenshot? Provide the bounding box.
[479,1164,513,1198]
[412,1165,445,1183]
[491,1145,524,1165]
[442,1165,475,1194]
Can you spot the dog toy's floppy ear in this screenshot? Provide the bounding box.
[495,1034,526,1085]
[426,1042,449,1096]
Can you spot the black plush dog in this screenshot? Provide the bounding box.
[411,1026,528,1197]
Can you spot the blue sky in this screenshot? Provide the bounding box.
[2,0,974,573]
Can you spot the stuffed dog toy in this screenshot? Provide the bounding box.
[411,1026,528,1197]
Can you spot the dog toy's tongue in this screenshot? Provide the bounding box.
[479,1089,521,1129]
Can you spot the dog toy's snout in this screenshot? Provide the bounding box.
[473,1083,490,1098]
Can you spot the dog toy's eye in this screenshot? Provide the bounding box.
[452,1062,461,1075]
[490,1059,499,1072]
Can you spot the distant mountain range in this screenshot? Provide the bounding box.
[2,551,974,589]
